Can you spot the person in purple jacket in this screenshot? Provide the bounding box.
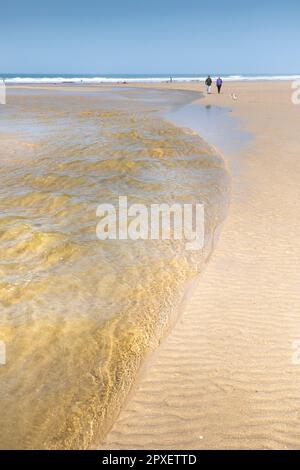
[216,77,223,94]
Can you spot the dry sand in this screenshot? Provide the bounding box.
[100,81,300,450]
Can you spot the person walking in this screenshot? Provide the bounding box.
[216,76,223,94]
[205,75,212,94]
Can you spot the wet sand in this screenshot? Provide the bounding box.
[101,81,300,449]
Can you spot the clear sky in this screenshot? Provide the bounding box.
[1,0,299,74]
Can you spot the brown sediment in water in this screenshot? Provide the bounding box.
[0,87,230,449]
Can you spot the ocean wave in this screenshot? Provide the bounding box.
[3,74,300,84]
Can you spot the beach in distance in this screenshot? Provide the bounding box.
[1,78,300,450]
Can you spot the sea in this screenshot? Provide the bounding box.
[1,73,300,84]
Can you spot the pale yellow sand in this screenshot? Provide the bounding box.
[100,81,300,450]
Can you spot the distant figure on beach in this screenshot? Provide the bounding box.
[170,76,173,83]
[216,76,223,94]
[205,75,212,94]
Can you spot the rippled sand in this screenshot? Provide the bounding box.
[0,87,229,449]
[101,81,300,450]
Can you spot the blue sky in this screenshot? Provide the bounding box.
[1,0,299,74]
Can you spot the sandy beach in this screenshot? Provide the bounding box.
[2,80,300,450]
[100,81,300,450]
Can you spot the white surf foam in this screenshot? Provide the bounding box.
[3,75,300,84]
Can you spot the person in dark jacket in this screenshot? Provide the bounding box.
[205,75,212,94]
[216,76,223,94]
